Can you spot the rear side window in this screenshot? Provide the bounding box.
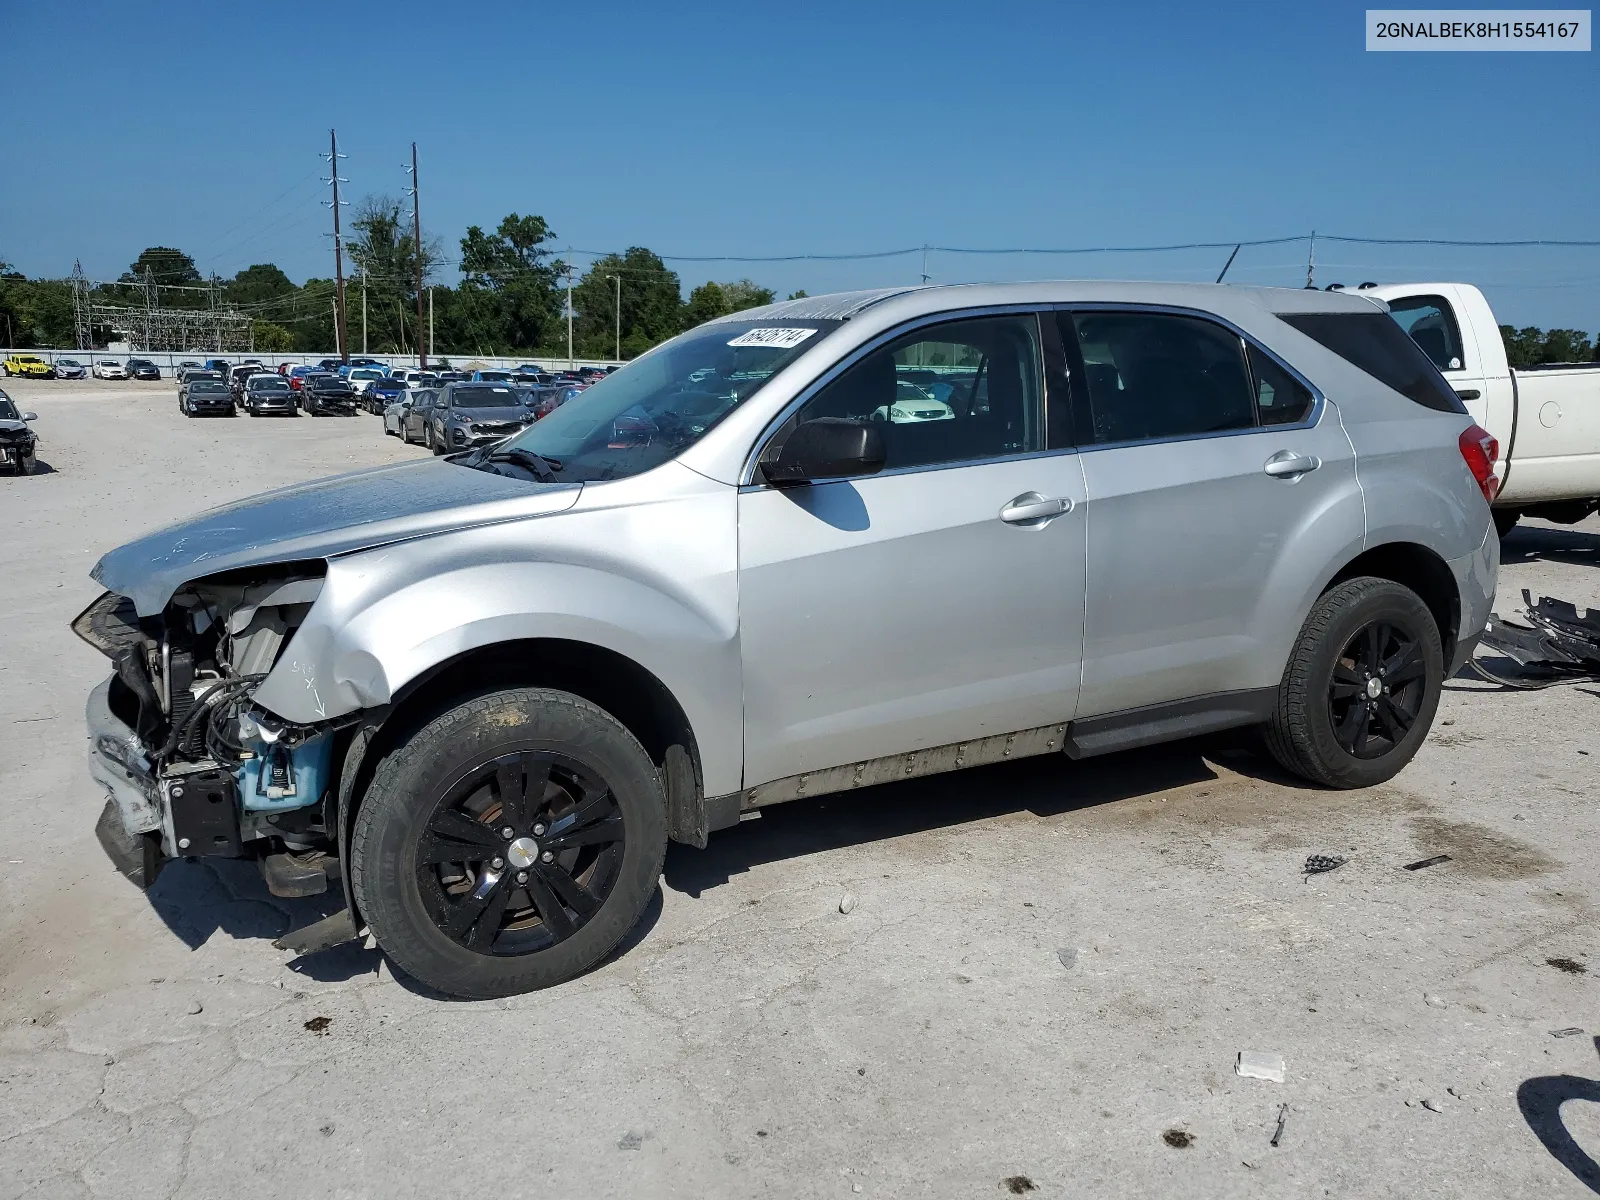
[1282,312,1465,414]
[1387,295,1465,372]
[1069,312,1255,444]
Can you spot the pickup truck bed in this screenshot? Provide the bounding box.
[1362,282,1600,526]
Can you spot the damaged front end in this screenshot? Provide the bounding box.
[76,566,348,907]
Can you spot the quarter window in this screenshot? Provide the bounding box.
[789,314,1043,471]
[1069,312,1255,444]
[1247,345,1315,426]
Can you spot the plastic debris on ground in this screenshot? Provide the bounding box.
[1236,1051,1286,1083]
[1303,853,1347,878]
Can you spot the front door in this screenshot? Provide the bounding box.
[1064,308,1365,718]
[738,312,1087,788]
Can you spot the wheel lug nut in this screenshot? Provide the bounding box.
[532,823,545,836]
[515,871,528,884]
[491,857,504,869]
[501,826,514,839]
[541,851,554,863]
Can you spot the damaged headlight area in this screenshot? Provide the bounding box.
[75,563,346,898]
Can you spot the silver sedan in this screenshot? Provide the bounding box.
[383,396,412,437]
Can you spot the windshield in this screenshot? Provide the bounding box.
[350,369,382,380]
[190,381,227,393]
[489,319,839,482]
[251,378,289,392]
[0,399,18,420]
[450,385,521,408]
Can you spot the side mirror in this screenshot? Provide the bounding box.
[22,412,37,422]
[761,417,886,486]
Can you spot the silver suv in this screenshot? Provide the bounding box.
[78,282,1498,998]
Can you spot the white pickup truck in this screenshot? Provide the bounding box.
[1358,282,1600,536]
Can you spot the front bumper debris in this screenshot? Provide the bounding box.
[86,677,167,887]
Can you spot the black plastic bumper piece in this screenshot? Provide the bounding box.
[94,797,166,889]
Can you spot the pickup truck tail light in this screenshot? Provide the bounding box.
[1458,423,1500,503]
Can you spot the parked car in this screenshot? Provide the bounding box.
[203,358,232,376]
[175,361,204,381]
[241,374,296,416]
[398,387,438,443]
[383,392,417,437]
[302,373,357,416]
[78,281,1500,999]
[417,382,534,453]
[0,392,39,474]
[471,369,513,383]
[126,358,161,381]
[316,358,344,372]
[181,379,235,417]
[54,358,88,380]
[2,353,54,378]
[344,367,386,396]
[285,365,319,391]
[366,375,406,413]
[176,371,224,407]
[436,371,469,383]
[1355,282,1600,539]
[527,384,583,420]
[93,359,126,380]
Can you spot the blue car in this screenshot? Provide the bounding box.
[366,376,407,414]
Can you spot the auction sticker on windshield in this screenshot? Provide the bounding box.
[727,327,818,349]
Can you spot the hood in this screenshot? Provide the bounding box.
[453,406,531,421]
[93,458,582,615]
[0,419,30,435]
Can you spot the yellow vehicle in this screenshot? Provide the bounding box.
[1,354,54,378]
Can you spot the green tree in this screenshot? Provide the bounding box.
[0,277,74,346]
[458,213,561,352]
[682,281,728,329]
[251,321,293,351]
[1501,324,1596,366]
[573,249,683,359]
[786,290,809,300]
[122,247,201,286]
[347,196,439,353]
[719,279,775,312]
[225,264,296,308]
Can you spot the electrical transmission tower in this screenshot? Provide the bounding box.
[323,129,350,362]
[71,261,91,351]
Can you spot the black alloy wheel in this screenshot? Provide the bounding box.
[350,687,668,998]
[416,751,625,956]
[1327,620,1427,759]
[1263,576,1444,789]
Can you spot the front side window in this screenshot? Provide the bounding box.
[786,314,1043,471]
[491,318,841,483]
[1069,312,1254,444]
[1387,295,1465,372]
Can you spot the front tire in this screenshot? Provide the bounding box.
[1264,577,1443,789]
[350,687,668,999]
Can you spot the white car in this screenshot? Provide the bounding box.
[94,360,127,380]
[871,381,954,423]
[346,368,386,395]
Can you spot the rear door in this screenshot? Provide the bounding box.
[737,311,1087,788]
[1064,308,1364,719]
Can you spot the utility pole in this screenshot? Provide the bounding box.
[324,129,349,362]
[1305,230,1316,289]
[565,254,574,369]
[409,142,427,368]
[609,274,620,362]
[361,266,368,354]
[921,244,930,284]
[141,266,157,352]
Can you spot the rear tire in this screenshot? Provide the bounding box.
[1264,577,1444,789]
[1493,510,1519,539]
[350,687,668,999]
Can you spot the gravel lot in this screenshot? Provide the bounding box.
[2,377,1597,1199]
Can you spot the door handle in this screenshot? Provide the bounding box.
[1263,450,1322,479]
[999,492,1074,525]
[1454,388,1481,401]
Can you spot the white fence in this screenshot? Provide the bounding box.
[0,348,620,374]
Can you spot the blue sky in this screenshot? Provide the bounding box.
[5,0,1597,328]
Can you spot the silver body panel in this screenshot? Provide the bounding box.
[86,279,1498,822]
